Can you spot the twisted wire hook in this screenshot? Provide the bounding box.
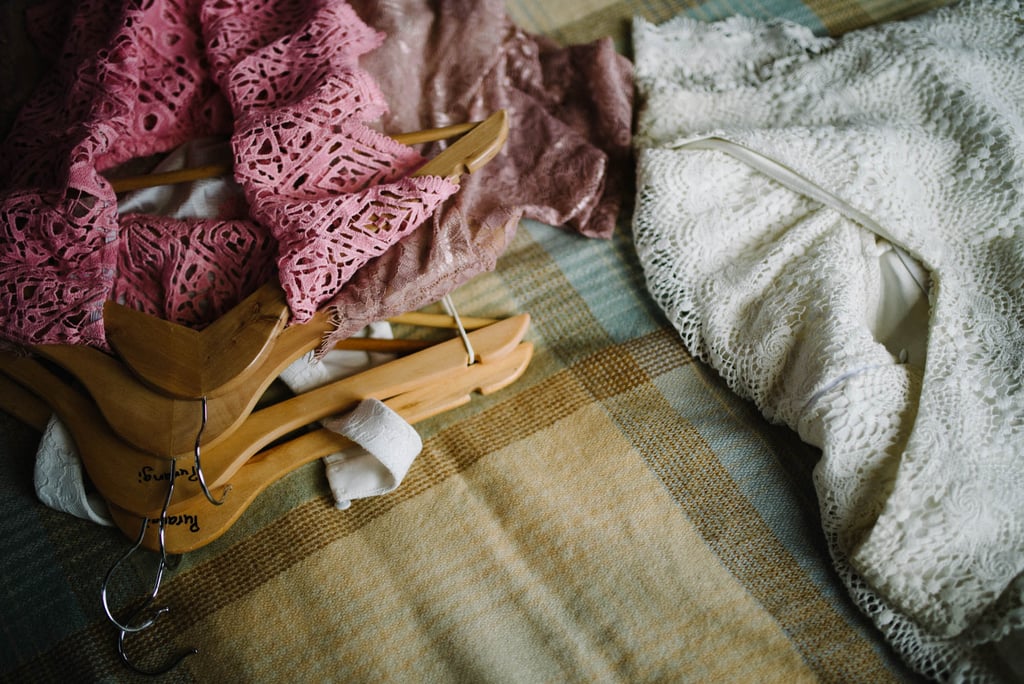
[102,455,198,673]
[193,395,229,505]
[101,516,168,633]
[101,454,181,633]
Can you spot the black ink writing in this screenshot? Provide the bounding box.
[147,514,200,533]
[137,464,200,484]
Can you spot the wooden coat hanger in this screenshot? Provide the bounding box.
[0,110,527,533]
[104,120,485,194]
[107,339,534,553]
[24,111,511,459]
[0,372,50,432]
[0,312,530,520]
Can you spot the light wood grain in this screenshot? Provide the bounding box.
[108,340,533,553]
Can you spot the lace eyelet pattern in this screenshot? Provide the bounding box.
[632,2,1024,680]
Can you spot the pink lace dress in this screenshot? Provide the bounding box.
[0,0,632,349]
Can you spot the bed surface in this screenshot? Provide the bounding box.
[0,1,960,681]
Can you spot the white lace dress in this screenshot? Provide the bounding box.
[632,1,1023,681]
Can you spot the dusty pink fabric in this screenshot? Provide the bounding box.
[318,0,634,345]
[0,0,633,349]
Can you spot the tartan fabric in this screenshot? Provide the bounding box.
[0,0,954,682]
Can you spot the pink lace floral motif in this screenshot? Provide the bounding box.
[205,0,458,322]
[267,176,458,321]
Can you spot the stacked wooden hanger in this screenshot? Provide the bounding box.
[0,110,532,673]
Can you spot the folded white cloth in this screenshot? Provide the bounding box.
[278,332,422,509]
[321,398,422,510]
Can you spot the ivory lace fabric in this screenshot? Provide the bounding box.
[0,0,631,349]
[632,1,1023,681]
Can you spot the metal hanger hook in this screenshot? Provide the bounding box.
[103,456,198,674]
[194,395,230,505]
[101,455,178,632]
[117,603,199,676]
[101,517,169,633]
[442,293,476,365]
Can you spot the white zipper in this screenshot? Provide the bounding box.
[671,135,930,298]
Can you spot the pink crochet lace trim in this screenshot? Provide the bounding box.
[0,0,457,347]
